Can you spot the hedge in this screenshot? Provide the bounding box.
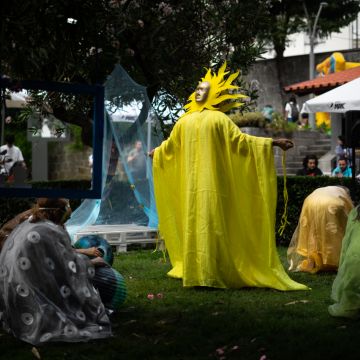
[1,177,359,247]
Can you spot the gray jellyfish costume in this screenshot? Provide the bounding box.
[0,220,112,345]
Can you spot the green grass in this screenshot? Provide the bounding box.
[0,247,359,359]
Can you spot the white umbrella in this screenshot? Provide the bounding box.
[302,77,360,114]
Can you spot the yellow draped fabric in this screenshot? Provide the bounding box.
[153,110,308,290]
[287,186,354,274]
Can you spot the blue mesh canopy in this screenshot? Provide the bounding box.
[66,65,163,241]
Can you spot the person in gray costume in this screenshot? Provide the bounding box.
[0,198,112,345]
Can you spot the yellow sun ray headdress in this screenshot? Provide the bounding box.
[183,61,247,114]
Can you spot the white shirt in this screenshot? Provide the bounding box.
[0,144,24,174]
[285,102,299,119]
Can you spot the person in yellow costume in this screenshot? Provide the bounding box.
[150,63,308,290]
[287,186,353,274]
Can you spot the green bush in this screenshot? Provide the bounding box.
[229,111,266,128]
[1,178,359,248]
[264,111,298,137]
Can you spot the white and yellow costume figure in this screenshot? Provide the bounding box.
[288,186,353,274]
[152,63,307,290]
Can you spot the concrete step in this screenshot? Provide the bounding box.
[316,139,332,144]
[302,144,331,152]
[273,130,333,175]
[302,151,331,156]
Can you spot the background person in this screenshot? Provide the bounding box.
[261,104,274,123]
[335,135,349,162]
[332,156,352,178]
[127,140,146,180]
[0,198,112,345]
[296,154,323,176]
[299,112,309,128]
[329,205,360,319]
[284,95,300,123]
[0,134,26,176]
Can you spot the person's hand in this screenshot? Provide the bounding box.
[86,247,103,257]
[273,138,294,151]
[91,256,109,267]
[76,247,102,257]
[148,149,156,158]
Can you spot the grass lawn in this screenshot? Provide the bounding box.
[0,246,358,360]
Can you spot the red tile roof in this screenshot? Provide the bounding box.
[284,65,360,95]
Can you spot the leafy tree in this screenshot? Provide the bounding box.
[259,0,360,59]
[1,0,269,144]
[257,0,360,98]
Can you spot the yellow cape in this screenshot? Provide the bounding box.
[153,110,308,290]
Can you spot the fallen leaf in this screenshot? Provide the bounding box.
[337,325,347,329]
[284,300,310,306]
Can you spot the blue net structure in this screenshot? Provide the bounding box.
[66,65,164,242]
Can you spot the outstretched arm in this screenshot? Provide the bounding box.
[148,148,156,158]
[272,138,294,151]
[76,247,102,257]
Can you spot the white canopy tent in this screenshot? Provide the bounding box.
[302,77,360,114]
[302,76,360,179]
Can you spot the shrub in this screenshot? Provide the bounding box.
[229,111,266,128]
[264,111,298,137]
[2,177,359,249]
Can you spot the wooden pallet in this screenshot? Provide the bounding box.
[73,224,160,253]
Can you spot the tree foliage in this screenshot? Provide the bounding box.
[258,0,360,59]
[1,0,269,144]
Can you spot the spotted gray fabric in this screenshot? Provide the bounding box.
[0,220,112,345]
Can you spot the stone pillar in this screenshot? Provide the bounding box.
[32,141,48,181]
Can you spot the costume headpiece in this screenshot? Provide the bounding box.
[183,61,247,114]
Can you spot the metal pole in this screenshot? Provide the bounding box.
[308,2,328,129]
[308,33,316,128]
[357,14,359,48]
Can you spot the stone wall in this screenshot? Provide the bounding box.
[244,49,360,114]
[48,143,92,180]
